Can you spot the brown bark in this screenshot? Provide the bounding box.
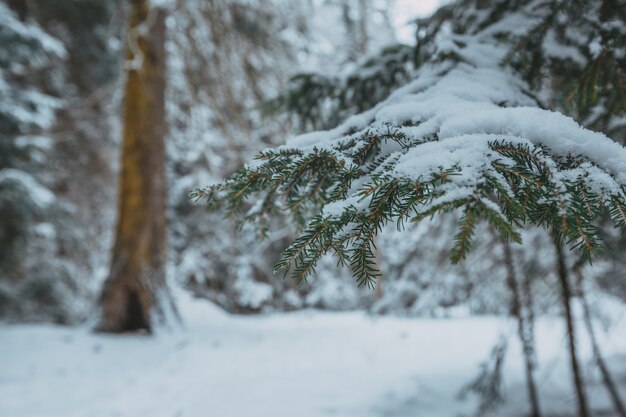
[554,239,590,417]
[503,241,542,417]
[96,0,172,333]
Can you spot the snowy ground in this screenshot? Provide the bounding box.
[2,293,626,417]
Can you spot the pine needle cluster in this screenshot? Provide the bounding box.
[192,123,626,288]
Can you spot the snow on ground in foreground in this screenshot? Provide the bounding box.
[2,293,626,417]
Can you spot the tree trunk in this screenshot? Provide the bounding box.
[96,0,172,333]
[575,268,626,417]
[342,0,368,61]
[554,239,589,417]
[357,0,369,55]
[503,240,542,417]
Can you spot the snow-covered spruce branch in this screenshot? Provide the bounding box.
[192,9,626,288]
[193,124,626,286]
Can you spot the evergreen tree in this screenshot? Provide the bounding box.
[0,0,65,271]
[195,1,626,415]
[197,0,626,290]
[1,0,123,323]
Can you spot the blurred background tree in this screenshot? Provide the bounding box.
[96,0,171,333]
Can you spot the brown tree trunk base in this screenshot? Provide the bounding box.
[96,269,153,333]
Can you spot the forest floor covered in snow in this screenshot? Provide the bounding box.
[2,292,626,417]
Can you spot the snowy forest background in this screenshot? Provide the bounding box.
[1,0,626,416]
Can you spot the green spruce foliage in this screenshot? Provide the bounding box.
[194,0,626,290]
[265,44,417,132]
[193,126,626,287]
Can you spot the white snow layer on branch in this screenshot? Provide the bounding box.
[0,3,67,59]
[285,27,626,203]
[148,0,175,9]
[0,168,56,208]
